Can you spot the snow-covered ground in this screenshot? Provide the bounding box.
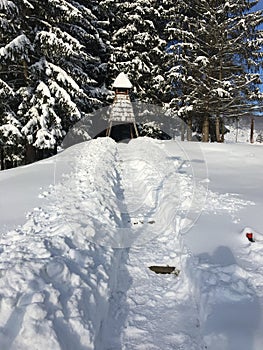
[0,137,263,350]
[224,116,263,144]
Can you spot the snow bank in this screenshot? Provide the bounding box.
[0,138,262,349]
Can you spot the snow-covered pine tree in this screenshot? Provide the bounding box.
[0,78,23,169]
[29,0,109,110]
[0,1,30,168]
[103,0,167,104]
[0,0,34,89]
[0,0,110,165]
[164,0,263,142]
[18,78,63,161]
[23,0,109,154]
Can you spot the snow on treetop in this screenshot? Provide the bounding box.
[195,56,209,66]
[112,72,133,89]
[0,34,32,60]
[0,78,14,97]
[0,0,16,11]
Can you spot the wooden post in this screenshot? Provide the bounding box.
[130,124,133,139]
[250,117,254,144]
[133,122,139,137]
[106,121,112,137]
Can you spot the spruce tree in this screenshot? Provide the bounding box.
[103,0,167,104]
[0,1,29,167]
[1,0,110,165]
[164,0,263,142]
[0,79,23,169]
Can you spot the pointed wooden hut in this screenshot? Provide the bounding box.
[106,72,139,138]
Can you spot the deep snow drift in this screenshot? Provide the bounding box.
[0,137,263,350]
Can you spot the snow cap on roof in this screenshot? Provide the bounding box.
[112,72,133,89]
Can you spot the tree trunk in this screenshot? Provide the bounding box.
[10,154,14,169]
[22,60,29,82]
[202,116,209,142]
[220,118,225,143]
[221,132,224,143]
[187,116,192,141]
[215,116,221,142]
[25,144,36,164]
[181,119,185,141]
[36,148,44,161]
[0,147,4,170]
[250,117,254,143]
[235,118,239,143]
[54,144,58,155]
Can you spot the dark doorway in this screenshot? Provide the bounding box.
[94,123,172,142]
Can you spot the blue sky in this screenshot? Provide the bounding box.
[253,0,263,10]
[253,0,263,23]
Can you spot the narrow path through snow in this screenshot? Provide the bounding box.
[0,137,259,350]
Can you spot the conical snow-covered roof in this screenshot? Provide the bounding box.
[112,72,133,89]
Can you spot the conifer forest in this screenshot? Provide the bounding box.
[0,0,263,169]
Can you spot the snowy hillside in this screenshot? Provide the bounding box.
[0,137,263,350]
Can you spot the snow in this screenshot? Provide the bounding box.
[0,123,21,140]
[48,80,81,118]
[112,72,133,89]
[195,56,209,66]
[0,0,16,12]
[0,34,32,60]
[213,87,230,98]
[0,78,14,97]
[0,137,263,349]
[36,81,51,98]
[35,30,83,62]
[46,62,83,93]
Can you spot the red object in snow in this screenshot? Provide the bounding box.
[246,233,255,242]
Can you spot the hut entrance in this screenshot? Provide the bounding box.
[106,72,139,139]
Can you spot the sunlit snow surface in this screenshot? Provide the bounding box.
[0,137,263,350]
